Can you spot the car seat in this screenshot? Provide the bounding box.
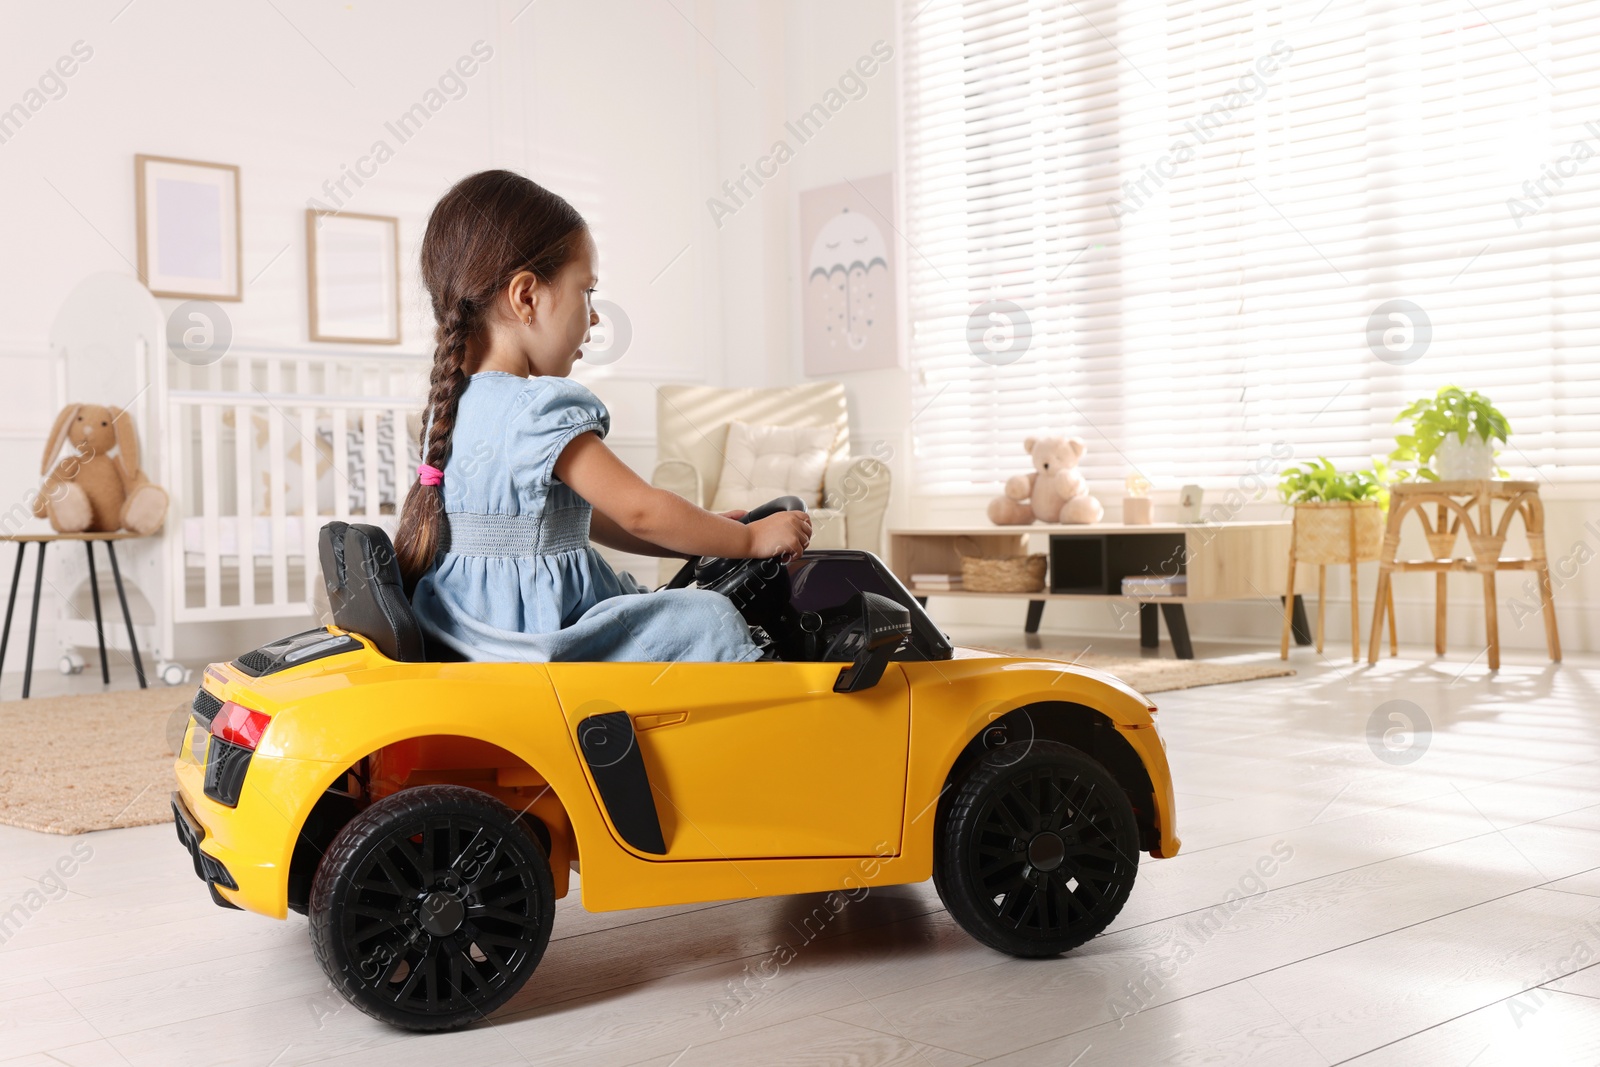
[317,521,429,663]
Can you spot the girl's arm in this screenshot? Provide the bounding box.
[587,508,686,558]
[554,431,810,560]
[588,507,749,559]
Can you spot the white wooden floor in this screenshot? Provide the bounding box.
[3,628,1599,1066]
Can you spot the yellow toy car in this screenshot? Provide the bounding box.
[171,499,1180,1031]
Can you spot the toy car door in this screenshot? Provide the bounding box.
[546,660,909,860]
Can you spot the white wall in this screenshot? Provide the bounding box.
[701,0,911,519]
[0,0,782,671]
[776,1,910,517]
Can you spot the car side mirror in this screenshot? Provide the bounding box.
[832,591,912,693]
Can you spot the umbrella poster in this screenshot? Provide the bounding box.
[800,174,900,375]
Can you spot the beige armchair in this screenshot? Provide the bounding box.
[651,381,891,583]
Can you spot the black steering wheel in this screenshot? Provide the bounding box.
[661,495,809,591]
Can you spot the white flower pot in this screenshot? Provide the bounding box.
[1434,434,1495,481]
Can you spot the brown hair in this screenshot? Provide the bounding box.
[394,170,588,591]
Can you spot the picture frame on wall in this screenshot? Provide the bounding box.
[135,154,242,301]
[306,209,401,345]
[800,173,900,376]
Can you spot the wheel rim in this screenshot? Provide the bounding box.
[339,813,545,1016]
[968,764,1135,939]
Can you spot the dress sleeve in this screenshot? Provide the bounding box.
[510,375,611,489]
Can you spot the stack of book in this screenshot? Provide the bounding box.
[1121,575,1188,597]
[911,572,964,592]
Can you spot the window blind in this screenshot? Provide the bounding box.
[901,0,1600,495]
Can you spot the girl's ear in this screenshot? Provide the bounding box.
[506,270,540,326]
[42,404,80,475]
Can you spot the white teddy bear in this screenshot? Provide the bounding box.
[987,435,1105,525]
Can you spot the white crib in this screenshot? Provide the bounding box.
[48,274,428,685]
[163,349,427,627]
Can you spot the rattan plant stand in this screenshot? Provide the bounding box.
[1367,480,1559,671]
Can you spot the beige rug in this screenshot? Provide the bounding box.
[0,686,192,835]
[971,647,1295,694]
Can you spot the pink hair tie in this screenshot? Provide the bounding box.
[417,463,444,486]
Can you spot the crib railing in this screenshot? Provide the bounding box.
[167,346,428,400]
[165,348,427,621]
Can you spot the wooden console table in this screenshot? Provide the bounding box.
[1367,480,1560,671]
[888,522,1300,660]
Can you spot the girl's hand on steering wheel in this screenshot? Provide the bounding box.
[718,509,749,521]
[747,511,811,562]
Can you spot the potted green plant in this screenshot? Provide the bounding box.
[1277,457,1389,560]
[1277,458,1393,660]
[1277,457,1391,506]
[1390,385,1510,481]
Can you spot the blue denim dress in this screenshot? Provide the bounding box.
[411,372,763,664]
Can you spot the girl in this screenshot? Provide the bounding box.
[397,170,811,663]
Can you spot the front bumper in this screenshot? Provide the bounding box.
[1116,722,1182,858]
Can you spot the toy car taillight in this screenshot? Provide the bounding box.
[203,701,269,808]
[210,701,271,751]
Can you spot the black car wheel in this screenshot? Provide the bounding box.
[934,741,1140,958]
[309,784,554,1031]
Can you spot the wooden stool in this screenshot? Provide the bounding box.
[0,531,148,699]
[1281,501,1394,662]
[1367,480,1560,671]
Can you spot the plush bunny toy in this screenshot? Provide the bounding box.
[32,403,168,535]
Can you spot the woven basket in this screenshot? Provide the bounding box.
[955,537,1048,593]
[1291,501,1386,564]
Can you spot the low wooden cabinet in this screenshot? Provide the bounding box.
[888,522,1301,660]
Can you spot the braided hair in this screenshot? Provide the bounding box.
[394,170,588,591]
